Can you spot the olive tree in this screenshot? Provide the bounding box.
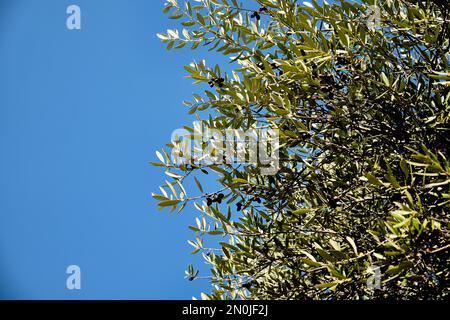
[151,0,449,299]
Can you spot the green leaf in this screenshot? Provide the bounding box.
[159,199,181,207]
[152,193,168,201]
[293,208,314,215]
[181,20,196,26]
[346,236,358,256]
[385,261,413,276]
[424,179,450,188]
[165,171,183,179]
[194,176,204,193]
[232,178,249,185]
[400,159,409,178]
[315,281,341,289]
[300,258,322,268]
[380,72,390,87]
[364,173,383,186]
[208,230,223,235]
[156,151,165,163]
[169,13,183,19]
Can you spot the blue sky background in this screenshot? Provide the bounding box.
[0,0,227,299]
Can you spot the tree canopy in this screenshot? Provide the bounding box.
[151,0,449,299]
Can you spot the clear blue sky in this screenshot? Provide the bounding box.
[0,0,221,299]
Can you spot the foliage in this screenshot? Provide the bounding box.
[151,0,449,299]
